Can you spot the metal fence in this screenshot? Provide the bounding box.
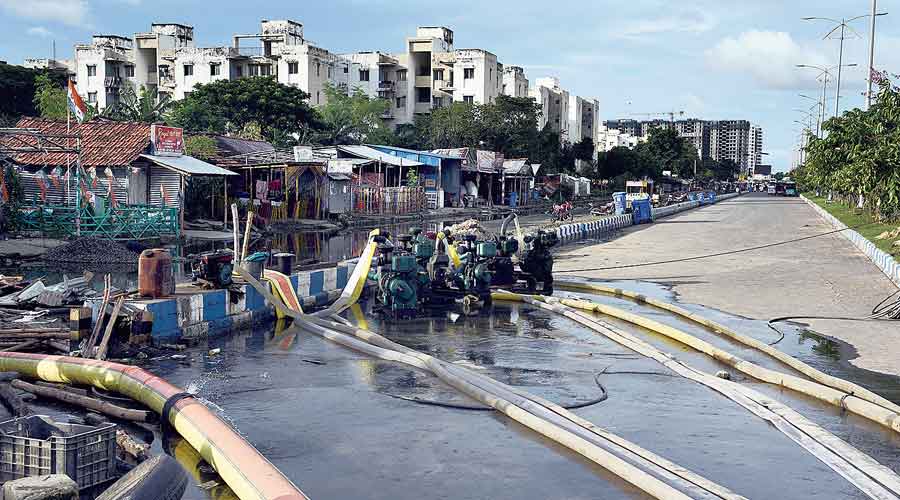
[17,203,180,240]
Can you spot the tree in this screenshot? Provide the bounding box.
[634,127,698,179]
[480,95,541,157]
[167,77,321,141]
[597,146,642,180]
[101,84,171,122]
[32,73,68,120]
[425,102,485,149]
[315,83,393,145]
[774,172,786,181]
[184,136,218,159]
[1,63,65,124]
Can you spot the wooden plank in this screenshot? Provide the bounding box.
[83,274,111,356]
[95,295,125,361]
[11,379,152,422]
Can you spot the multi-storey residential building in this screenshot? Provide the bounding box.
[709,120,751,172]
[69,20,350,111]
[531,77,570,141]
[502,66,528,98]
[451,49,502,105]
[23,58,75,76]
[393,26,454,122]
[597,125,642,152]
[602,118,762,174]
[341,51,404,124]
[568,95,599,143]
[748,125,764,176]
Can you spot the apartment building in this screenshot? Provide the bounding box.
[531,77,570,141]
[68,20,349,111]
[597,125,642,152]
[451,49,503,105]
[568,95,599,143]
[602,118,761,173]
[341,51,404,124]
[502,66,528,98]
[748,125,764,176]
[709,120,751,172]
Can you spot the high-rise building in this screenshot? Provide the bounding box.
[530,77,570,141]
[748,125,764,176]
[502,66,529,98]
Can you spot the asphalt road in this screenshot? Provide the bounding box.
[555,192,900,376]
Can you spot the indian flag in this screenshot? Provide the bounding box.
[67,80,87,123]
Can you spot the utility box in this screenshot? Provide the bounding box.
[632,198,653,225]
[613,192,627,215]
[0,415,117,490]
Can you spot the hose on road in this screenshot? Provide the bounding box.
[236,265,746,500]
[556,281,900,416]
[768,289,900,343]
[496,291,900,500]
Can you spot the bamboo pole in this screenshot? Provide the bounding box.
[231,203,240,264]
[241,211,254,264]
[11,379,153,422]
[95,295,125,361]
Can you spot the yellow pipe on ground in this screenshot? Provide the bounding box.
[0,353,308,500]
[553,296,900,435]
[497,292,900,500]
[555,281,900,415]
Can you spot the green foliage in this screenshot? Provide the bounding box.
[798,80,900,220]
[167,77,321,142]
[774,172,786,181]
[101,84,171,122]
[33,73,68,120]
[315,83,394,145]
[184,176,224,220]
[184,135,218,159]
[633,127,699,179]
[405,168,419,187]
[1,63,65,123]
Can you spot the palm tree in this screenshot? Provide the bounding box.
[102,84,172,123]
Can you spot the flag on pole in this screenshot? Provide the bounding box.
[67,80,87,124]
[160,183,170,206]
[50,167,62,188]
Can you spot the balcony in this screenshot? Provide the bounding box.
[414,75,431,88]
[237,46,264,57]
[104,76,123,88]
[377,81,395,92]
[434,80,454,92]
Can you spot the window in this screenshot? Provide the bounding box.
[433,69,444,81]
[125,65,135,77]
[86,65,96,77]
[183,64,193,76]
[396,96,406,108]
[433,97,443,108]
[489,68,492,80]
[316,91,320,104]
[288,62,299,74]
[248,65,260,77]
[464,68,474,79]
[416,87,431,103]
[343,66,348,73]
[87,92,97,103]
[316,62,320,77]
[359,69,370,82]
[210,63,221,76]
[148,64,157,73]
[463,95,474,105]
[260,65,271,76]
[397,69,407,81]
[236,65,243,77]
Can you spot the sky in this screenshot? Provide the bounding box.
[1,0,896,172]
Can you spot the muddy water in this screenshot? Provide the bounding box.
[132,285,900,500]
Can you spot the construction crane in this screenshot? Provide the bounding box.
[630,110,686,123]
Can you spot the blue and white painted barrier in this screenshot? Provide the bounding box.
[801,195,900,287]
[114,261,358,341]
[554,192,742,247]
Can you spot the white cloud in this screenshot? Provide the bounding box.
[705,31,827,90]
[27,26,54,38]
[0,0,88,27]
[619,9,717,38]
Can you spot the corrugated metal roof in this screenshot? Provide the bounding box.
[431,148,469,159]
[10,117,150,167]
[502,159,529,175]
[336,145,424,167]
[140,154,237,176]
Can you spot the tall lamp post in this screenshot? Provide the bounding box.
[794,103,822,138]
[796,63,857,122]
[866,2,887,109]
[803,12,886,116]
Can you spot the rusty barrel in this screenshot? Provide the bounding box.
[138,249,175,298]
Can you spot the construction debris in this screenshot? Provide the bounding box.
[10,380,154,422]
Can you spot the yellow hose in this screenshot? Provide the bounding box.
[554,296,900,434]
[0,353,307,500]
[499,293,900,500]
[555,281,900,415]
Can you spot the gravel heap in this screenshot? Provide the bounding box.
[43,237,139,264]
[444,219,491,239]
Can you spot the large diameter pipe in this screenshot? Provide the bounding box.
[0,353,308,500]
[555,281,900,415]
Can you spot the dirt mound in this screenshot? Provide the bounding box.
[43,237,139,264]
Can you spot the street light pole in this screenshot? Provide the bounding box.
[866,0,878,109]
[835,20,845,117]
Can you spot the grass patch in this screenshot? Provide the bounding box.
[805,194,900,260]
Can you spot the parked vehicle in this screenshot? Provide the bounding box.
[784,182,798,196]
[767,184,777,195]
[625,180,654,208]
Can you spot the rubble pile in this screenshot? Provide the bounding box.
[444,219,491,239]
[44,238,138,264]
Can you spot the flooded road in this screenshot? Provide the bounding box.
[137,279,900,500]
